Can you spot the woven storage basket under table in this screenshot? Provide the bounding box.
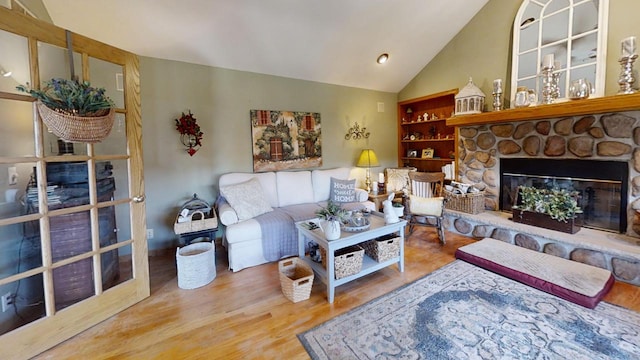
[36,101,115,143]
[176,242,216,289]
[279,257,314,303]
[319,245,364,279]
[444,190,485,214]
[362,234,400,263]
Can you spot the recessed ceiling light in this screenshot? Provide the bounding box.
[1,70,11,77]
[377,53,389,64]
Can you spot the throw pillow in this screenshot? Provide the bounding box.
[409,195,444,216]
[386,167,416,193]
[329,177,356,203]
[220,177,273,221]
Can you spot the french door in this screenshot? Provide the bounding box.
[0,7,149,359]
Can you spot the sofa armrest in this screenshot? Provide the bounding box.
[218,199,239,226]
[354,188,369,202]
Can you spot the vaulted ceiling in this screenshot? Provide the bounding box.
[42,0,489,93]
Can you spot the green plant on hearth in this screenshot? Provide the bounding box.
[17,78,114,117]
[513,186,582,223]
[315,201,348,222]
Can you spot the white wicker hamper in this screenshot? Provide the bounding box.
[176,242,216,289]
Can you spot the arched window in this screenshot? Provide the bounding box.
[511,0,609,103]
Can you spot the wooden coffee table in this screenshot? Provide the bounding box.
[296,212,407,303]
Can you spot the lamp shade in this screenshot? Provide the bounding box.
[356,149,380,168]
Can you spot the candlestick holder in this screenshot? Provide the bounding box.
[492,91,503,111]
[552,72,561,100]
[618,54,638,94]
[540,65,556,104]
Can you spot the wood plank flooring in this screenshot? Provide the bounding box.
[34,229,640,359]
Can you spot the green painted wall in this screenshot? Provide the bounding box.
[140,58,397,250]
[400,0,640,103]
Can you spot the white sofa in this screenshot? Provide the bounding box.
[218,167,374,271]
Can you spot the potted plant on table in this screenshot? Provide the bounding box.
[315,201,348,240]
[512,185,583,234]
[17,78,115,143]
[392,201,405,217]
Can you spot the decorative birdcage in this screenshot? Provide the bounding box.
[455,77,485,115]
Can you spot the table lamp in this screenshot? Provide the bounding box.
[356,149,380,193]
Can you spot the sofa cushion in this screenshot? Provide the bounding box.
[220,178,273,221]
[277,171,314,207]
[329,177,357,203]
[409,195,444,216]
[219,172,278,208]
[312,167,351,202]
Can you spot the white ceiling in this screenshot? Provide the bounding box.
[42,0,489,93]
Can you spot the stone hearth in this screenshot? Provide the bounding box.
[444,210,640,286]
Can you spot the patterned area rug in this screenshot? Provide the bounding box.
[298,260,640,359]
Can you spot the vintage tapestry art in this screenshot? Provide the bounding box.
[250,110,322,172]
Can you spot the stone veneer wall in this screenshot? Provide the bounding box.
[457,110,640,237]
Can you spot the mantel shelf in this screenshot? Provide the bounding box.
[401,139,454,143]
[445,93,640,127]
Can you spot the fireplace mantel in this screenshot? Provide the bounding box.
[446,93,640,127]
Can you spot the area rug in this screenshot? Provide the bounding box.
[298,260,640,359]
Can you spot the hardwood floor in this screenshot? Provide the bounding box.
[35,229,640,359]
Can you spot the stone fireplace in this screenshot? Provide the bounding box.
[442,109,640,286]
[456,112,640,237]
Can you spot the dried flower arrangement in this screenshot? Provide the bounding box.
[175,111,204,156]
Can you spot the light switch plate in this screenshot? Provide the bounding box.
[8,166,17,185]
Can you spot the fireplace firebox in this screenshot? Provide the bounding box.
[500,158,628,233]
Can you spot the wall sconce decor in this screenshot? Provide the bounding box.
[345,121,370,140]
[175,110,203,156]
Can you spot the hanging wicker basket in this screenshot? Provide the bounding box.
[36,101,115,143]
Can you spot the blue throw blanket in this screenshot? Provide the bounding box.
[255,204,321,261]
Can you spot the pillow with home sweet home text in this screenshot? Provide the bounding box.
[329,177,356,203]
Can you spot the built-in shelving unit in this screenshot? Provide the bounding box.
[398,89,457,171]
[446,93,640,127]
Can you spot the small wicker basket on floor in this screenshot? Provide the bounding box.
[176,242,216,289]
[444,190,485,214]
[37,101,115,143]
[279,257,314,303]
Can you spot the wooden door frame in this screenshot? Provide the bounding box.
[0,7,148,359]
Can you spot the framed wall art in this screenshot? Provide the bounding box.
[250,109,322,172]
[407,150,417,158]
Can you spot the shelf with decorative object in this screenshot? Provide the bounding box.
[446,93,640,127]
[398,89,457,172]
[401,138,454,143]
[401,157,454,162]
[401,118,447,125]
